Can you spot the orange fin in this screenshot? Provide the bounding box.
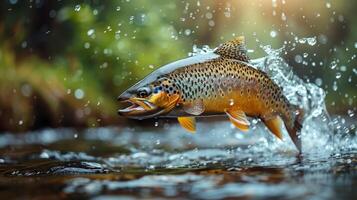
[263,116,283,140]
[183,99,205,115]
[178,117,196,133]
[165,94,180,112]
[225,109,250,131]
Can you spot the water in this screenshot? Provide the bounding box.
[0,45,356,199]
[0,125,355,199]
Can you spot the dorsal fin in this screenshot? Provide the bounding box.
[214,36,250,62]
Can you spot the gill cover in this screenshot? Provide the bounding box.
[149,92,180,113]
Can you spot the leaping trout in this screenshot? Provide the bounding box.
[117,37,303,152]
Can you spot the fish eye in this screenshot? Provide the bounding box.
[137,87,151,98]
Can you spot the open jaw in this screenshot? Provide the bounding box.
[118,98,160,118]
[118,101,145,112]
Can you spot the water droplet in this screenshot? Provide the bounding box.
[129,16,134,24]
[354,42,357,49]
[74,5,81,12]
[338,15,344,22]
[303,53,308,58]
[270,30,277,38]
[74,133,78,138]
[326,2,331,8]
[84,42,90,49]
[294,55,303,63]
[348,76,352,83]
[335,72,342,79]
[18,120,23,125]
[40,151,49,159]
[347,110,355,117]
[229,99,234,106]
[307,37,317,46]
[330,61,337,69]
[184,29,191,36]
[87,29,95,36]
[21,41,27,48]
[154,121,159,127]
[99,62,108,69]
[298,38,306,44]
[208,20,215,27]
[103,48,111,55]
[224,8,231,18]
[21,84,32,97]
[297,37,317,46]
[74,89,85,99]
[315,78,322,86]
[205,12,213,19]
[281,12,286,21]
[332,81,338,91]
[116,6,121,11]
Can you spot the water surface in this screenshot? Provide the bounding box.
[0,122,355,199]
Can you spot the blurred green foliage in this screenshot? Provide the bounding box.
[0,0,355,132]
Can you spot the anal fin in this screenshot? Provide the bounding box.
[263,116,283,140]
[225,109,250,131]
[178,117,196,133]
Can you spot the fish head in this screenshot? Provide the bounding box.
[118,78,180,119]
[117,50,221,119]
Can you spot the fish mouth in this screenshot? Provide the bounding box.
[118,98,162,119]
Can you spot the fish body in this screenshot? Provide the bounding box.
[118,37,303,152]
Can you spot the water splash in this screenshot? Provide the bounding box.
[0,38,355,200]
[252,45,333,154]
[188,40,356,155]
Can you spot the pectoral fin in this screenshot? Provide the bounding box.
[225,109,250,131]
[178,117,196,133]
[183,99,205,115]
[263,116,283,140]
[164,94,180,112]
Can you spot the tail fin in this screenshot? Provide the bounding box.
[284,105,304,153]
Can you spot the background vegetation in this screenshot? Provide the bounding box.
[0,0,356,132]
